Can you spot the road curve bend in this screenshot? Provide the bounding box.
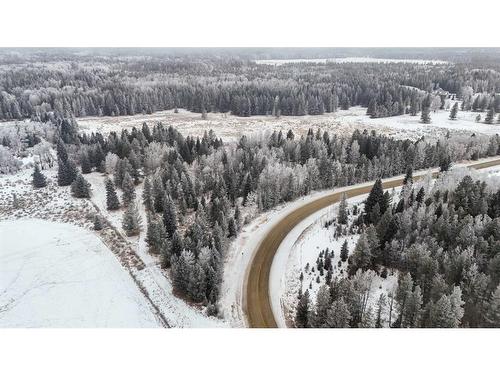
[244,157,500,328]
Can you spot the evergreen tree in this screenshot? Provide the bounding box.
[105,179,120,210]
[338,192,348,225]
[485,107,496,124]
[402,285,423,328]
[122,201,142,236]
[449,102,458,120]
[146,214,168,255]
[32,164,47,188]
[340,240,349,262]
[325,298,352,328]
[365,179,384,223]
[71,174,91,198]
[348,233,372,274]
[420,106,431,124]
[80,152,92,174]
[295,289,310,328]
[121,171,136,207]
[485,285,500,327]
[163,194,177,237]
[142,177,154,212]
[93,215,103,231]
[403,167,413,185]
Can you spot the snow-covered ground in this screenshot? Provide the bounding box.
[0,219,161,328]
[74,105,499,144]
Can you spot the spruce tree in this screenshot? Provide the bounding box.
[122,201,142,236]
[340,240,349,262]
[365,178,384,223]
[93,215,103,230]
[295,289,310,328]
[163,194,177,237]
[71,174,91,198]
[449,102,458,120]
[146,214,168,255]
[32,164,47,188]
[325,298,351,328]
[142,177,154,212]
[403,167,413,185]
[121,171,136,207]
[338,192,348,225]
[485,107,496,124]
[105,179,120,210]
[420,106,431,124]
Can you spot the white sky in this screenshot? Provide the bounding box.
[1,0,499,47]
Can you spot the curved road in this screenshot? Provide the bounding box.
[244,157,500,328]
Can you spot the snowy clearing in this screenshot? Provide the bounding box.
[74,105,499,145]
[0,219,161,328]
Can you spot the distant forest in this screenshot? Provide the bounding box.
[1,48,500,121]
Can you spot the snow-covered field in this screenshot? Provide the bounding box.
[0,219,161,328]
[74,105,499,144]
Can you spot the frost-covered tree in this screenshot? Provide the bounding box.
[105,179,120,210]
[338,192,348,225]
[32,164,47,188]
[70,174,91,198]
[295,289,310,328]
[122,201,142,236]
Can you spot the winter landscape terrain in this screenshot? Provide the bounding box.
[1,48,500,328]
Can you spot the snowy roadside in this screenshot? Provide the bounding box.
[220,155,500,327]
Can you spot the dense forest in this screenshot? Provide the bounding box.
[1,49,500,121]
[294,168,500,328]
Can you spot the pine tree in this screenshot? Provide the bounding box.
[348,233,372,274]
[395,272,413,327]
[325,298,352,328]
[142,177,154,212]
[146,214,168,255]
[420,106,431,124]
[71,174,91,198]
[93,215,103,230]
[121,171,136,207]
[403,167,413,185]
[449,102,458,120]
[338,192,348,225]
[485,107,496,124]
[163,194,177,237]
[365,179,384,223]
[32,164,47,188]
[402,285,423,328]
[312,285,331,327]
[486,285,500,327]
[340,240,349,262]
[122,201,142,236]
[80,152,92,174]
[105,179,120,210]
[295,289,310,328]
